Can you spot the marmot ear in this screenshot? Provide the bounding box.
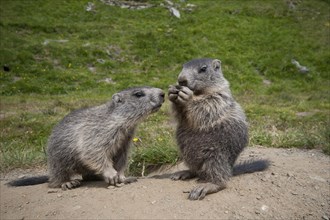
[112,93,123,103]
[212,59,221,71]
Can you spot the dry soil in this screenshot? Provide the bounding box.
[1,146,329,220]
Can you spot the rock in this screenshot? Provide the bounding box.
[296,112,313,117]
[186,4,196,8]
[169,7,180,18]
[97,59,105,64]
[184,3,196,12]
[165,0,173,6]
[261,205,269,212]
[116,183,124,188]
[263,79,272,85]
[100,0,152,10]
[322,215,329,220]
[120,5,129,9]
[97,78,115,84]
[47,189,58,194]
[87,64,96,73]
[86,2,95,12]
[43,39,68,45]
[291,59,309,74]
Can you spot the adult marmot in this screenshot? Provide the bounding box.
[8,86,165,190]
[168,58,250,200]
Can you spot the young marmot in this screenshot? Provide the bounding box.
[168,58,249,200]
[8,86,165,190]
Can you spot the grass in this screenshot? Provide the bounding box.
[0,0,329,174]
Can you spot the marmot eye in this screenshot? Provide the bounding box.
[134,91,145,98]
[199,65,207,73]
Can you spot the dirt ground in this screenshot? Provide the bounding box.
[1,146,329,220]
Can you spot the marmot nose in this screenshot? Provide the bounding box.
[178,79,188,86]
[178,74,188,86]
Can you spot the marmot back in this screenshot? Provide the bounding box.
[168,58,249,200]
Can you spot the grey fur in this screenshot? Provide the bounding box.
[8,87,165,190]
[168,58,250,200]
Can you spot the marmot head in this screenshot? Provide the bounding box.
[177,58,228,94]
[111,86,165,118]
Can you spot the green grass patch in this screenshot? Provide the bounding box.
[1,0,329,173]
